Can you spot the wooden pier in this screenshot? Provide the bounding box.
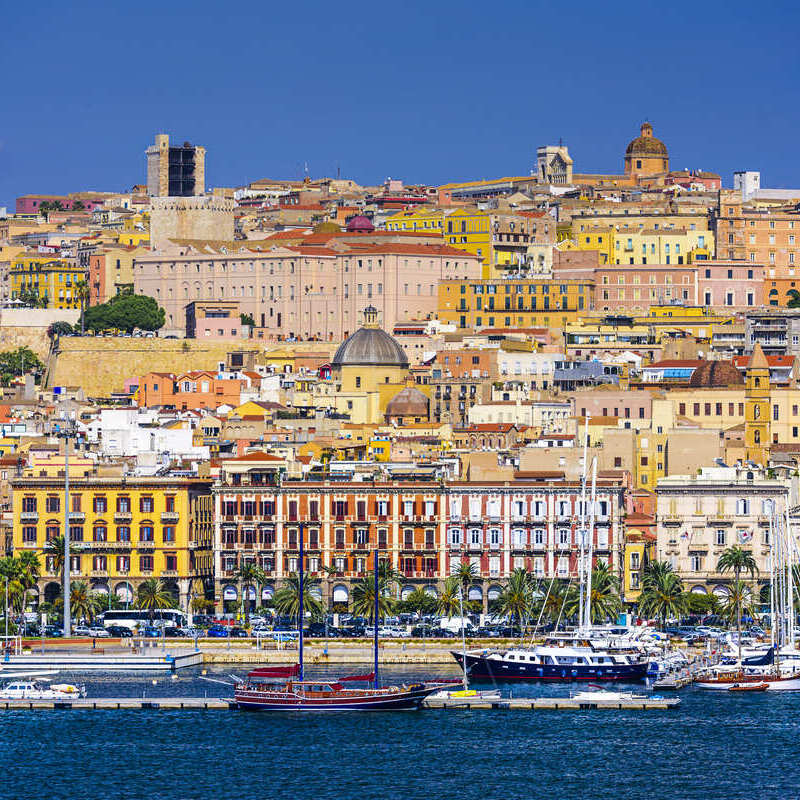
[424,696,681,710]
[0,695,679,711]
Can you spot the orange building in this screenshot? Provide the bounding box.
[137,371,244,410]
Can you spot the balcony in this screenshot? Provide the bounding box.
[161,570,179,578]
[160,510,179,524]
[20,511,39,523]
[137,541,156,550]
[707,514,733,526]
[68,511,86,522]
[114,512,132,523]
[662,515,682,527]
[90,570,109,578]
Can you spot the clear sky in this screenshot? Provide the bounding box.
[1,0,799,208]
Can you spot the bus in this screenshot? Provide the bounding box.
[99,609,188,630]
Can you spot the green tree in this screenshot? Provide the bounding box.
[74,279,90,335]
[70,580,100,623]
[0,557,19,629]
[717,545,758,661]
[638,561,687,626]
[436,576,462,618]
[0,347,43,386]
[240,313,255,327]
[136,578,175,623]
[320,564,339,612]
[273,573,323,621]
[234,561,266,625]
[71,200,85,211]
[83,292,165,333]
[45,534,66,591]
[494,568,534,635]
[16,551,41,615]
[532,579,571,628]
[564,562,623,624]
[350,575,395,623]
[399,587,436,616]
[721,580,756,627]
[452,560,477,599]
[48,321,74,338]
[788,289,800,309]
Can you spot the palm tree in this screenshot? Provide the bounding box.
[721,580,756,627]
[273,573,323,621]
[320,564,339,613]
[565,562,623,624]
[16,551,41,619]
[436,576,461,618]
[136,578,174,623]
[70,580,99,624]
[45,534,66,589]
[494,568,534,635]
[234,562,266,625]
[638,561,687,627]
[717,545,758,663]
[74,279,89,335]
[453,561,478,600]
[350,575,394,623]
[0,557,18,627]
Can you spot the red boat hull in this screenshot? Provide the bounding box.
[235,683,438,711]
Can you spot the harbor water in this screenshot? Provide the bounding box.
[2,664,799,800]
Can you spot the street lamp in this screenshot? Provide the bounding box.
[54,414,77,637]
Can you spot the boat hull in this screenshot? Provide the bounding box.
[696,675,800,691]
[454,652,649,683]
[235,685,436,711]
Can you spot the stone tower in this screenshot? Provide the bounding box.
[744,343,770,464]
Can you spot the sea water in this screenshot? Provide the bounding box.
[1,664,798,800]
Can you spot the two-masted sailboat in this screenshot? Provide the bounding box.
[235,541,444,711]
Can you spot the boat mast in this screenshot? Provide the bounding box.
[298,521,304,682]
[786,502,794,650]
[583,458,597,631]
[578,416,589,631]
[373,548,379,690]
[458,586,468,690]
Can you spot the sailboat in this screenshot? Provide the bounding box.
[453,454,649,683]
[235,541,445,711]
[696,504,800,692]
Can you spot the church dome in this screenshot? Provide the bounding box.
[688,360,744,388]
[345,214,375,233]
[625,122,668,157]
[332,306,409,368]
[385,387,429,418]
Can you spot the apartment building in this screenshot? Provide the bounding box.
[655,466,788,594]
[11,475,214,610]
[212,452,625,612]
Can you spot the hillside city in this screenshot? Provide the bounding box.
[2,122,799,623]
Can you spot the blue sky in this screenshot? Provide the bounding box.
[1,0,799,208]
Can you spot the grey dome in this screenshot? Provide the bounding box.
[332,327,409,368]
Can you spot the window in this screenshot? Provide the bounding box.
[139,555,154,572]
[117,526,131,541]
[690,555,703,572]
[93,496,107,513]
[22,526,36,543]
[163,526,175,542]
[45,495,60,513]
[716,529,726,546]
[93,525,107,542]
[139,525,154,542]
[139,496,154,513]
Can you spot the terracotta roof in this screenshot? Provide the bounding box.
[732,354,794,368]
[226,451,284,462]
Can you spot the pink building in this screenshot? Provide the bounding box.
[697,259,765,309]
[134,241,481,340]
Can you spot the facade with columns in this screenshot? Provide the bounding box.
[212,453,625,611]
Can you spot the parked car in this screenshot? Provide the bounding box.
[72,625,92,637]
[206,625,231,638]
[87,626,111,638]
[106,625,133,638]
[164,627,189,638]
[140,626,162,638]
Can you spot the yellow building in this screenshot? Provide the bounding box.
[622,523,656,604]
[439,278,592,330]
[612,229,712,265]
[10,254,85,309]
[11,473,213,610]
[745,343,770,464]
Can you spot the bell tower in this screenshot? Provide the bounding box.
[744,343,770,464]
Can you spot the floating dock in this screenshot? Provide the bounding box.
[0,695,679,711]
[0,651,203,672]
[424,696,681,710]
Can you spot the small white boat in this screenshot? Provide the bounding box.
[0,680,86,700]
[572,689,649,703]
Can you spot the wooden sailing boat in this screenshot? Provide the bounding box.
[235,536,444,711]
